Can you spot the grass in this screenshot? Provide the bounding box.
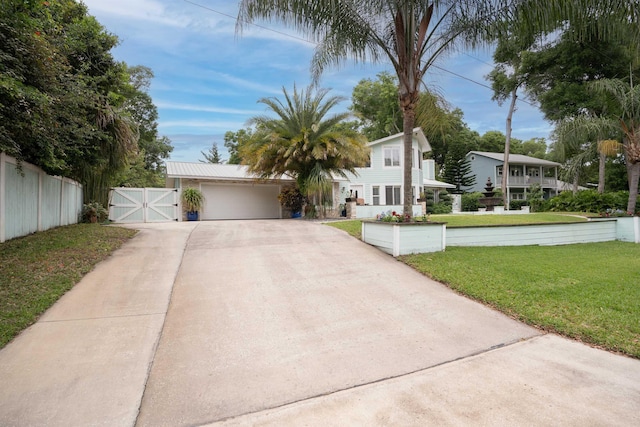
[401,243,640,358]
[0,224,137,349]
[327,214,640,358]
[326,212,588,239]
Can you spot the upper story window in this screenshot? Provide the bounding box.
[384,146,401,167]
[497,166,503,176]
[412,148,422,169]
[527,167,540,177]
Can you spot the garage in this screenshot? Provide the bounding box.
[201,182,281,220]
[165,162,289,221]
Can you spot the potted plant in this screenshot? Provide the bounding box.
[181,187,204,221]
[278,186,306,218]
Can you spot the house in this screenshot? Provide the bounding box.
[165,128,453,220]
[465,151,562,201]
[336,128,454,217]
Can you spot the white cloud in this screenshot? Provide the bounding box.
[83,0,190,28]
[156,101,262,115]
[159,119,247,131]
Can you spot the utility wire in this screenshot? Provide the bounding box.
[182,0,537,109]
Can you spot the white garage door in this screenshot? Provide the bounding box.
[201,183,281,220]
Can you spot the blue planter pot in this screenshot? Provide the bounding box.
[291,211,302,218]
[186,211,199,221]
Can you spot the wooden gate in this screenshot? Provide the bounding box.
[109,188,179,223]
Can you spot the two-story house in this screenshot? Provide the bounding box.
[464,151,561,201]
[337,128,454,217]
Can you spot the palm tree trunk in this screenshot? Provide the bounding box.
[402,108,416,216]
[502,88,517,207]
[598,151,606,193]
[627,161,640,213]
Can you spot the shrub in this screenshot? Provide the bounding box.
[545,190,637,213]
[461,192,483,211]
[81,202,108,223]
[278,186,306,213]
[510,200,529,210]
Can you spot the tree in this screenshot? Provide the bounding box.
[200,142,223,163]
[487,30,535,206]
[238,0,514,216]
[224,128,253,164]
[350,71,403,140]
[0,0,141,204]
[240,85,369,214]
[441,138,476,193]
[554,76,640,210]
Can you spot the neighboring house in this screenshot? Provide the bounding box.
[165,128,453,220]
[465,151,562,200]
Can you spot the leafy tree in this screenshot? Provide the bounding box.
[122,66,173,174]
[521,27,637,122]
[238,0,518,216]
[517,138,548,159]
[0,0,140,204]
[350,71,402,140]
[200,142,223,163]
[487,30,535,206]
[240,85,369,214]
[224,128,253,165]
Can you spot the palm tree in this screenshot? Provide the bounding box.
[555,77,640,211]
[240,85,369,215]
[238,1,506,216]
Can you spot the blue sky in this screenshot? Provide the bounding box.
[82,0,553,163]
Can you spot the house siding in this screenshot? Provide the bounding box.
[344,140,424,205]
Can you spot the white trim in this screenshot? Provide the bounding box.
[383,145,402,168]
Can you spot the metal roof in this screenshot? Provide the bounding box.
[166,162,293,181]
[468,151,560,167]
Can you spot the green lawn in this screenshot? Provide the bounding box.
[327,216,640,358]
[402,243,640,358]
[0,224,137,349]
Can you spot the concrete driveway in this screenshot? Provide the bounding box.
[1,220,639,426]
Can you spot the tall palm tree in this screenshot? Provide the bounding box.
[240,85,369,214]
[238,1,506,215]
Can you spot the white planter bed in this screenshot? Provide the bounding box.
[361,221,445,256]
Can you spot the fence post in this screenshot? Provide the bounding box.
[0,152,5,243]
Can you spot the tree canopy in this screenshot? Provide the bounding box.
[0,0,170,202]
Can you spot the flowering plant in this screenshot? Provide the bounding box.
[376,210,412,222]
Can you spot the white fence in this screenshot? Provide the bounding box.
[0,153,83,243]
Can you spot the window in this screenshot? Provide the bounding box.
[497,166,503,176]
[412,148,421,169]
[385,185,401,205]
[372,186,380,205]
[510,167,521,177]
[384,147,401,167]
[511,192,525,200]
[365,154,371,168]
[527,167,540,177]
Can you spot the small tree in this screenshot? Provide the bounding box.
[200,142,223,164]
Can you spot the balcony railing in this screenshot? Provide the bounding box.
[501,176,556,187]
